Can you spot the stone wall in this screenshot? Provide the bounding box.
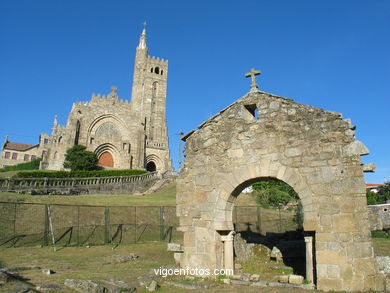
[368,203,390,231]
[177,89,381,291]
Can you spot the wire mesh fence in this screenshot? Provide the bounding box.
[0,202,180,248]
[0,202,298,248]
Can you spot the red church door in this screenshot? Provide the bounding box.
[98,152,114,168]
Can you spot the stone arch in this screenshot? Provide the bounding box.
[95,143,119,168]
[212,163,314,232]
[88,114,126,137]
[145,154,163,172]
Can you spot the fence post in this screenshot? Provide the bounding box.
[43,204,49,247]
[160,206,164,240]
[104,207,110,244]
[256,206,261,235]
[77,206,80,246]
[134,207,137,243]
[13,203,17,246]
[278,207,282,233]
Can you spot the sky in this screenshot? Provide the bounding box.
[0,0,389,183]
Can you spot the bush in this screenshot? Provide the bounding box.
[367,183,390,205]
[63,145,98,171]
[14,169,148,178]
[252,179,299,208]
[371,230,390,239]
[0,158,41,172]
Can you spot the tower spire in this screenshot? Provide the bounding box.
[138,22,147,49]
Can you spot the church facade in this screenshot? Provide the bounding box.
[1,28,172,173]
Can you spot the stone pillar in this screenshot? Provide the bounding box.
[220,231,235,276]
[305,236,314,284]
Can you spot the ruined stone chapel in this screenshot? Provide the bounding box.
[0,28,172,172]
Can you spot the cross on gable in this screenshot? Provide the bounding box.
[245,68,262,91]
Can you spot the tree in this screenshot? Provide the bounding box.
[377,182,390,204]
[252,179,299,208]
[366,189,378,205]
[63,145,98,171]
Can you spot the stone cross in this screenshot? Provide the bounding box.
[245,68,261,90]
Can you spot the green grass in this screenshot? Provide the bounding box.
[0,183,177,206]
[0,242,318,293]
[0,159,41,173]
[373,238,390,256]
[0,171,18,178]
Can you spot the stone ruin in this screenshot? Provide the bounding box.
[176,82,385,291]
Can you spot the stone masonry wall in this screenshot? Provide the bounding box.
[177,90,381,291]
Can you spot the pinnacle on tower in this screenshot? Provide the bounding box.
[137,23,147,49]
[53,115,58,127]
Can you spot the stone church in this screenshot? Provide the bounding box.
[1,28,172,172]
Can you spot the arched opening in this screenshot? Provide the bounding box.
[74,120,81,145]
[146,161,156,172]
[229,177,310,283]
[98,151,114,168]
[154,67,159,74]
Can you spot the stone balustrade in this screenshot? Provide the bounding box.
[0,172,160,194]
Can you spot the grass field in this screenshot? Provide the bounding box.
[0,183,177,206]
[0,182,261,207]
[1,238,388,293]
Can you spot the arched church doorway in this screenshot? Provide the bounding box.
[98,151,114,168]
[146,161,156,172]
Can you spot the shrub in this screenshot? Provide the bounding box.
[0,158,41,172]
[14,169,148,178]
[252,179,299,208]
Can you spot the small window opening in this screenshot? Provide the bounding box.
[155,67,159,74]
[151,68,153,73]
[161,70,163,75]
[244,104,259,120]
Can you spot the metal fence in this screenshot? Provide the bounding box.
[0,202,179,248]
[0,202,298,248]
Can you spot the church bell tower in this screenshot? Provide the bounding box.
[130,26,171,172]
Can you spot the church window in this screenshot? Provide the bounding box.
[44,138,48,144]
[151,68,153,73]
[244,104,259,120]
[74,120,81,145]
[161,70,163,75]
[24,154,30,161]
[12,153,17,160]
[96,122,121,138]
[152,82,158,96]
[5,152,10,159]
[58,136,62,143]
[54,152,58,159]
[154,67,159,74]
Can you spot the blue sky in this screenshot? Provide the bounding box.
[0,0,389,183]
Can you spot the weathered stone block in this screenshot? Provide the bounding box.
[167,243,183,252]
[288,275,304,284]
[278,275,289,283]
